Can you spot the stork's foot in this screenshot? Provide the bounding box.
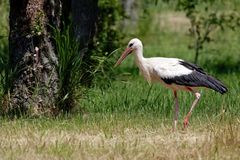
[172,127,176,132]
[183,118,189,129]
[172,120,178,132]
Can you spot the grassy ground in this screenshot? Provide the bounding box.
[0,0,240,159]
[0,116,239,159]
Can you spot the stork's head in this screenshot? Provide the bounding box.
[114,38,143,67]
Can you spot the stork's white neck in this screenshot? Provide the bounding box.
[133,44,152,84]
[134,45,145,66]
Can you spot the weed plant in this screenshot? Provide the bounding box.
[52,25,83,112]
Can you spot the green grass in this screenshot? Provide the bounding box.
[0,0,240,159]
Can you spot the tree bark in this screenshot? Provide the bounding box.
[69,0,98,86]
[71,0,98,53]
[8,0,61,116]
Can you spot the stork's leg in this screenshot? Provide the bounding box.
[173,90,179,131]
[183,90,201,128]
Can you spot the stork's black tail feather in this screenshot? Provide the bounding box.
[178,61,228,94]
[204,75,228,94]
[160,70,228,94]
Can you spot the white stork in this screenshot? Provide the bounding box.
[115,38,228,130]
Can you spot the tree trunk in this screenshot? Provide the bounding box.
[8,0,61,116]
[120,0,138,30]
[70,0,98,86]
[71,0,98,53]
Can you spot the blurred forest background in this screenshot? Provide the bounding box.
[0,0,239,159]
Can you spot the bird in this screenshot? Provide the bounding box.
[114,38,228,131]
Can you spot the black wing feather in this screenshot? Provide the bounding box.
[179,60,205,74]
[161,61,228,94]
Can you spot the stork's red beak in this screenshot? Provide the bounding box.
[114,47,133,67]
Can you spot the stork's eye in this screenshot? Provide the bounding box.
[129,43,133,47]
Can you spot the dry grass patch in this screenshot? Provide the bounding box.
[0,119,239,160]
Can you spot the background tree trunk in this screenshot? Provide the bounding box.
[71,0,98,53]
[120,0,138,30]
[8,0,61,116]
[70,0,99,86]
